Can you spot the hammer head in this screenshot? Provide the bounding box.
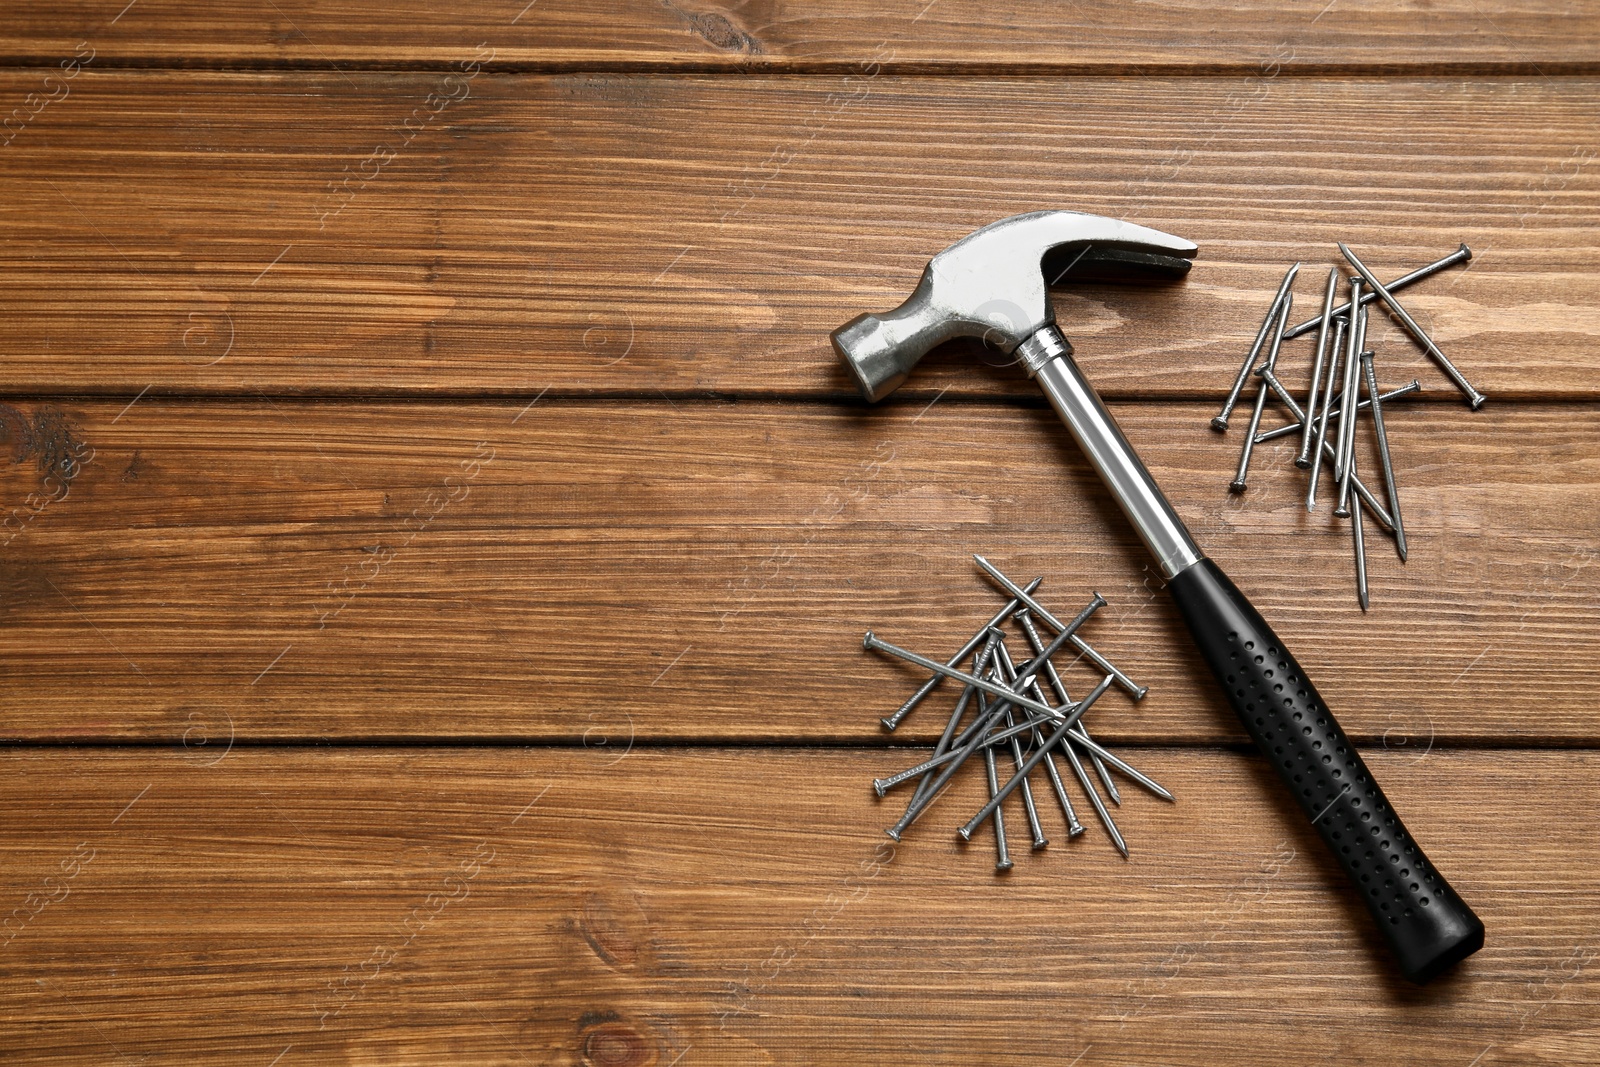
[832,211,1197,402]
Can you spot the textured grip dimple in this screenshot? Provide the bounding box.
[1168,559,1484,983]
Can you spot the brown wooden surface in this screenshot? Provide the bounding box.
[0,72,1595,397]
[1,749,1597,1065]
[1,398,1596,743]
[1,1,1597,1063]
[1,1,1597,72]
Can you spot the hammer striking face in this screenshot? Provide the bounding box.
[833,210,1484,985]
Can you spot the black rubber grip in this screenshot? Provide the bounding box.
[1167,558,1484,983]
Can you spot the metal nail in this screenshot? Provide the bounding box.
[1213,263,1300,431]
[1351,449,1369,610]
[1070,733,1174,801]
[1060,729,1127,855]
[885,691,1003,840]
[1306,314,1346,511]
[902,630,1002,813]
[1256,380,1420,443]
[972,556,1147,700]
[981,735,1012,870]
[1361,352,1407,562]
[990,645,1048,848]
[875,611,1171,806]
[1017,610,1119,805]
[1334,298,1367,518]
[863,633,1071,725]
[1339,243,1486,408]
[877,621,1092,838]
[959,675,1113,841]
[1026,699,1087,837]
[1003,706,1048,849]
[1296,269,1341,469]
[1284,244,1472,340]
[966,659,1056,851]
[881,576,1043,730]
[1231,291,1293,492]
[1259,363,1397,533]
[875,706,1059,793]
[1009,654,1114,846]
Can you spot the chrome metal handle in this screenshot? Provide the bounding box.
[1020,327,1203,579]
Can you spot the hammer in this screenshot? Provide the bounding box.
[833,210,1483,984]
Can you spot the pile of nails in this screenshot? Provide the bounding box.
[861,555,1175,871]
[1212,242,1483,610]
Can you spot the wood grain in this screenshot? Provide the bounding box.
[0,72,1594,397]
[1,1,1596,73]
[0,4,1595,1060]
[2,397,1594,743]
[0,747,1594,1065]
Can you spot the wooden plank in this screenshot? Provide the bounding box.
[0,747,1593,1064]
[2,397,1594,743]
[0,72,1594,397]
[1,1,1597,73]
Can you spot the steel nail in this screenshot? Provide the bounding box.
[863,633,1069,724]
[1016,610,1119,805]
[1361,352,1408,562]
[1256,380,1420,443]
[1030,696,1109,846]
[1339,243,1486,409]
[881,576,1043,730]
[1306,314,1346,511]
[1059,727,1127,856]
[885,694,1001,840]
[880,629,1072,838]
[875,706,1058,792]
[972,556,1147,700]
[1231,290,1293,492]
[990,644,1048,848]
[901,630,1002,812]
[981,733,1013,870]
[1352,449,1369,610]
[1335,298,1367,518]
[1069,733,1174,802]
[959,675,1113,841]
[1027,707,1086,836]
[1003,706,1048,849]
[972,666,1041,839]
[1006,649,1104,843]
[1297,269,1341,469]
[1283,244,1472,340]
[1213,262,1300,431]
[1259,363,1397,533]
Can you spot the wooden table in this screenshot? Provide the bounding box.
[0,3,1596,1063]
